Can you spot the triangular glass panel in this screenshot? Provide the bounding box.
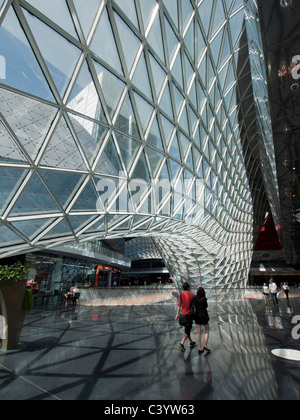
[0,89,58,161]
[67,60,107,124]
[93,60,125,119]
[184,19,194,60]
[208,56,216,90]
[81,217,105,234]
[159,82,174,118]
[160,115,175,147]
[147,11,165,63]
[132,52,153,100]
[179,106,190,134]
[172,83,185,118]
[224,64,236,95]
[184,53,195,89]
[174,172,185,195]
[211,0,226,38]
[171,51,184,89]
[23,8,81,98]
[11,218,56,241]
[146,147,164,178]
[133,92,154,134]
[218,60,229,92]
[114,131,142,173]
[10,173,62,216]
[90,7,123,74]
[131,149,151,183]
[0,8,55,101]
[209,82,216,107]
[42,218,74,240]
[68,112,109,167]
[114,0,139,28]
[40,115,87,171]
[146,116,164,151]
[94,134,123,176]
[132,216,152,231]
[0,224,24,247]
[164,17,180,66]
[149,53,166,98]
[73,0,101,39]
[114,13,141,74]
[26,0,79,39]
[163,0,178,28]
[198,54,207,88]
[128,179,151,213]
[193,126,201,149]
[111,218,133,232]
[189,105,199,134]
[173,197,184,220]
[115,91,140,138]
[197,158,204,179]
[140,0,158,34]
[203,138,210,159]
[185,148,194,172]
[198,0,213,37]
[229,9,245,48]
[197,22,207,65]
[179,133,191,164]
[188,79,198,109]
[0,167,29,216]
[39,169,84,210]
[210,27,224,67]
[181,0,194,33]
[169,134,181,161]
[203,158,211,183]
[169,158,181,184]
[71,179,101,212]
[69,214,97,233]
[158,160,170,183]
[0,121,29,164]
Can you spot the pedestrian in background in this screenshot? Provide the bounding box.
[192,286,211,354]
[269,278,278,305]
[262,283,270,306]
[175,282,195,351]
[282,282,291,306]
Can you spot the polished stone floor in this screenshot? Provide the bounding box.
[0,297,299,400]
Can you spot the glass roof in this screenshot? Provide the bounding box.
[0,0,279,294]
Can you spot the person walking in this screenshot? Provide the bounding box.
[175,282,196,351]
[262,283,270,306]
[192,286,211,354]
[282,282,291,306]
[269,278,278,305]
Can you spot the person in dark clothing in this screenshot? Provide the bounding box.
[192,287,211,354]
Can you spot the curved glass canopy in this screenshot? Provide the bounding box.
[0,0,279,298]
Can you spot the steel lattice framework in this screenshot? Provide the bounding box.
[0,0,280,298]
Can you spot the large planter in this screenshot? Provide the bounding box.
[0,280,26,351]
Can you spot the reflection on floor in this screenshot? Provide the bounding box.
[0,297,299,400]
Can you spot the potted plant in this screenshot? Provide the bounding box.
[0,262,29,351]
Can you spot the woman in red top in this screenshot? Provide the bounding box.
[175,282,196,351]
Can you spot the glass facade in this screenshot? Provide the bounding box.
[0,0,280,298]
